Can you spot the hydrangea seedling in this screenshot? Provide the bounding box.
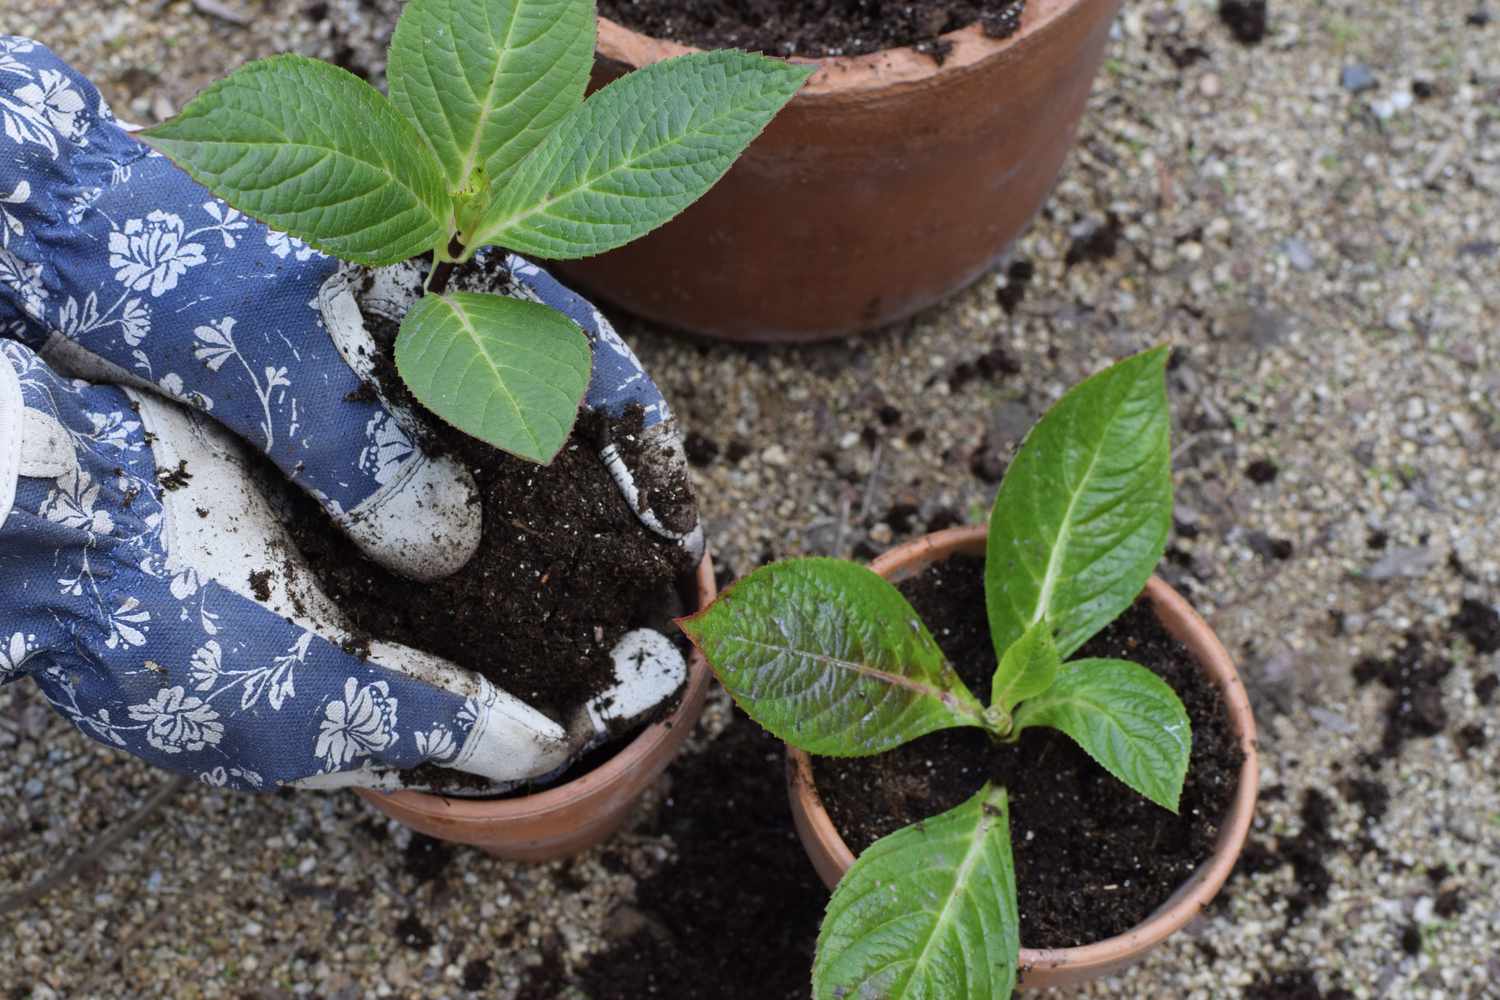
[141,0,810,464]
[680,347,1188,999]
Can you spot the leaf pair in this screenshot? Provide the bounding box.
[144,0,810,267]
[681,347,1185,808]
[143,0,810,462]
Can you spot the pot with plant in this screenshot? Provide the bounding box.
[547,0,1127,341]
[0,1,806,861]
[681,347,1259,994]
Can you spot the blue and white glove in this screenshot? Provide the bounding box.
[0,37,701,792]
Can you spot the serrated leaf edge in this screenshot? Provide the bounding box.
[142,54,453,266]
[469,50,813,252]
[394,292,589,464]
[1014,659,1190,813]
[813,783,1016,1000]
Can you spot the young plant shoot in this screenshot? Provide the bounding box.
[679,346,1188,1000]
[140,0,810,463]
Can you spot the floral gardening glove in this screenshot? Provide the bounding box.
[0,340,687,791]
[0,38,700,792]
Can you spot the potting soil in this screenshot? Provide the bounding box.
[598,0,1027,59]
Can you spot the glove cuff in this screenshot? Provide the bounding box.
[0,346,21,526]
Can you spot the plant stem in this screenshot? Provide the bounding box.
[427,261,454,295]
[982,704,1014,739]
[425,235,468,295]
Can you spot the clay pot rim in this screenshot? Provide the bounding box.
[787,525,1260,974]
[596,0,1090,98]
[361,553,714,823]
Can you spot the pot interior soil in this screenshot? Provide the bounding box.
[276,261,696,738]
[811,554,1244,949]
[597,0,1027,60]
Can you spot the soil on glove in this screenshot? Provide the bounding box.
[597,0,1027,60]
[278,267,696,732]
[812,554,1244,949]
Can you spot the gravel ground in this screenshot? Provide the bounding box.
[4,1,1498,997]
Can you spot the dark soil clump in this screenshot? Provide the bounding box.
[1282,789,1336,923]
[1064,212,1122,268]
[1219,0,1269,45]
[996,259,1034,313]
[598,0,1027,60]
[393,913,433,951]
[401,833,454,883]
[247,569,272,603]
[1229,787,1340,930]
[1246,968,1355,999]
[460,959,491,992]
[1453,597,1500,653]
[572,711,827,999]
[811,555,1244,948]
[280,265,695,726]
[1352,632,1452,760]
[1475,673,1498,706]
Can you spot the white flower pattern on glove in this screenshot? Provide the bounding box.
[128,686,224,754]
[414,725,458,762]
[108,211,207,297]
[0,247,46,319]
[189,640,222,691]
[316,678,400,772]
[358,411,416,487]
[39,467,115,535]
[104,597,151,650]
[265,229,321,262]
[1,631,38,682]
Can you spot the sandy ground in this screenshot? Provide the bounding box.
[3,0,1498,997]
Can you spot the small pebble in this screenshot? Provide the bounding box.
[760,445,789,467]
[1341,64,1377,94]
[1281,237,1317,272]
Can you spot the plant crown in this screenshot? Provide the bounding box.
[142,0,810,463]
[679,346,1189,1000]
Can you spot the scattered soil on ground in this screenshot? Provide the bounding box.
[598,0,1026,60]
[1352,631,1453,761]
[279,264,695,727]
[1218,0,1269,45]
[1453,597,1500,654]
[1244,967,1356,999]
[1231,594,1491,932]
[572,709,827,999]
[812,555,1245,948]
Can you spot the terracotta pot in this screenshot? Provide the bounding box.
[356,553,716,861]
[555,0,1124,342]
[787,526,1259,990]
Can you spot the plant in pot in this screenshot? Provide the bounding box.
[681,347,1259,994]
[560,0,1125,341]
[135,0,811,856]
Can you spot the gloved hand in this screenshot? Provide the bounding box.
[0,37,702,792]
[0,36,703,574]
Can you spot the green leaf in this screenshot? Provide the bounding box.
[985,346,1173,661]
[814,784,1019,1000]
[990,619,1061,716]
[678,559,986,756]
[387,0,595,193]
[469,50,812,259]
[142,55,451,266]
[394,292,591,463]
[1013,659,1191,813]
